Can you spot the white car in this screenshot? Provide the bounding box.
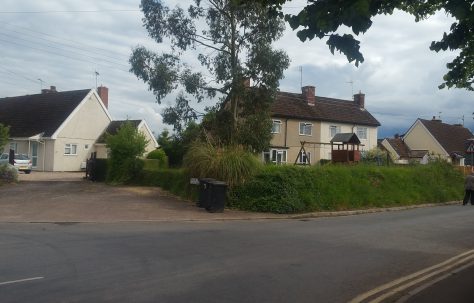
[0,153,32,174]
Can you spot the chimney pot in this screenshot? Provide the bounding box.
[302,86,315,106]
[97,86,109,109]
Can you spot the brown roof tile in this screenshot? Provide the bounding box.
[271,91,380,126]
[386,138,410,158]
[418,119,474,155]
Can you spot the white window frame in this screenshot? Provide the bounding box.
[299,122,312,136]
[298,151,311,165]
[272,120,282,134]
[357,127,368,140]
[64,143,78,155]
[270,149,287,164]
[329,125,341,138]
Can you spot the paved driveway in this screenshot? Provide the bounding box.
[0,172,282,223]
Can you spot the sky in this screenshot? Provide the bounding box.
[0,0,472,139]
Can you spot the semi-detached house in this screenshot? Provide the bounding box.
[0,86,157,171]
[266,85,380,165]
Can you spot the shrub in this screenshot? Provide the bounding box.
[146,149,169,168]
[229,163,464,213]
[0,164,18,184]
[133,168,196,199]
[183,142,261,188]
[106,121,148,183]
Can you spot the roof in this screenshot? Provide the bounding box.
[272,91,380,126]
[97,120,142,143]
[330,133,361,144]
[0,89,91,137]
[385,138,410,158]
[418,119,474,155]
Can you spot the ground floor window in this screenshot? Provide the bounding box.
[64,143,78,155]
[263,149,287,164]
[9,142,17,152]
[298,151,311,165]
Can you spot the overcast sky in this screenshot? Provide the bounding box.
[0,0,472,138]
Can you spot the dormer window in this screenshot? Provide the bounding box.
[299,122,312,136]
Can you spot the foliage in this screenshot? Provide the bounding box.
[133,168,197,200]
[146,149,169,168]
[106,121,148,183]
[255,0,474,90]
[130,0,290,148]
[183,142,262,188]
[0,163,18,185]
[0,123,9,152]
[229,162,463,213]
[157,122,201,167]
[361,147,390,165]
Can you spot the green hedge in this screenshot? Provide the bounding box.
[133,168,197,200]
[229,162,464,213]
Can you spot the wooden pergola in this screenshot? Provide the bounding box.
[330,133,361,163]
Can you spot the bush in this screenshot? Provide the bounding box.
[229,162,464,213]
[133,168,196,199]
[106,121,148,183]
[183,142,261,188]
[146,149,169,168]
[0,164,18,184]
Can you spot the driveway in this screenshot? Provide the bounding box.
[0,172,282,223]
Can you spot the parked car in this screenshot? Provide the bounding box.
[0,153,32,174]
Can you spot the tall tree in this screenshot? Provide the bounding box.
[130,0,290,150]
[256,0,474,91]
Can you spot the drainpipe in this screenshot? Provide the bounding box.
[284,118,289,147]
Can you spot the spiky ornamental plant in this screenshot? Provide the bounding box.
[130,0,289,151]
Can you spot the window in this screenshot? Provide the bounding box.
[329,125,341,138]
[298,151,311,165]
[269,149,287,164]
[357,127,368,140]
[64,144,78,155]
[9,142,17,152]
[299,122,312,136]
[84,144,90,150]
[272,120,282,134]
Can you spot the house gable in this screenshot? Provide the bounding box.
[0,89,90,138]
[51,90,112,139]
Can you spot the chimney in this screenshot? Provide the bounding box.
[354,91,365,108]
[41,86,57,94]
[431,116,442,123]
[97,86,109,109]
[302,86,315,106]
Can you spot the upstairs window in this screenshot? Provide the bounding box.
[357,127,368,140]
[299,122,312,136]
[64,144,78,155]
[329,125,341,138]
[272,120,282,134]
